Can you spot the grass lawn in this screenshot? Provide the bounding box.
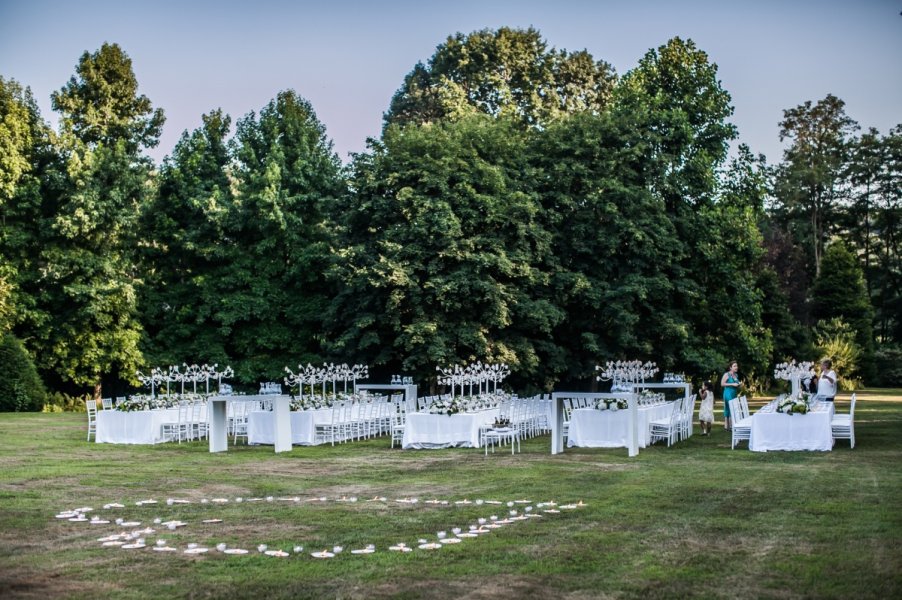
[0,390,900,599]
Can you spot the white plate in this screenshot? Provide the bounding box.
[351,548,375,554]
[68,517,88,522]
[183,547,208,554]
[102,541,126,547]
[89,520,111,525]
[153,546,177,552]
[439,538,462,544]
[265,550,289,557]
[202,519,223,524]
[55,513,77,519]
[311,551,334,558]
[455,533,478,538]
[388,546,412,552]
[121,543,146,550]
[223,548,249,555]
[417,543,442,550]
[543,509,560,514]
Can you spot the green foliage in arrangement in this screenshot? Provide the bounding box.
[0,334,46,411]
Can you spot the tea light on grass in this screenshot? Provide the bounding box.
[388,543,411,552]
[257,544,268,553]
[293,545,304,554]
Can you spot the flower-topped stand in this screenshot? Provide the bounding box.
[774,360,815,398]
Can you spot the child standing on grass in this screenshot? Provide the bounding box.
[698,380,715,435]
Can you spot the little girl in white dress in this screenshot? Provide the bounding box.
[698,381,715,435]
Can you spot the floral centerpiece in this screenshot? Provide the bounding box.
[116,393,211,412]
[776,392,810,415]
[594,397,629,411]
[427,397,461,416]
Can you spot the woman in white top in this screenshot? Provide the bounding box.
[815,359,837,402]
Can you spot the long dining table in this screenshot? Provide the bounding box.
[567,402,674,449]
[749,400,835,452]
[402,409,500,449]
[95,408,181,444]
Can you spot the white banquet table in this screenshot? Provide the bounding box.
[96,408,180,444]
[567,403,674,449]
[749,402,835,452]
[247,409,332,446]
[402,409,499,449]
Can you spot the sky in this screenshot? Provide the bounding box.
[1,0,900,165]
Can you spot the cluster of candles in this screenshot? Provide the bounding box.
[55,496,587,558]
[435,362,511,398]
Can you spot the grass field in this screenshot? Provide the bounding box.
[1,391,900,599]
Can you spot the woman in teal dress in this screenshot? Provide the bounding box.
[720,361,740,431]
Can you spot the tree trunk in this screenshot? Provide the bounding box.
[94,379,102,401]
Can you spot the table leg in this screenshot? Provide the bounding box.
[273,396,293,453]
[209,399,228,453]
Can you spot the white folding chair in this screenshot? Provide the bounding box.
[482,419,520,455]
[161,402,190,444]
[390,401,406,448]
[680,394,697,440]
[101,397,113,410]
[85,399,97,441]
[730,396,752,449]
[831,393,856,448]
[649,400,682,447]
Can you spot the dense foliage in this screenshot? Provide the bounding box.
[0,334,46,411]
[0,30,898,400]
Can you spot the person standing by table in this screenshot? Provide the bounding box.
[720,361,741,431]
[814,359,837,402]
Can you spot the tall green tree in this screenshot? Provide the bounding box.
[531,110,681,385]
[28,43,163,397]
[810,240,876,382]
[139,109,234,368]
[330,115,559,388]
[773,94,858,277]
[385,27,616,130]
[220,90,344,382]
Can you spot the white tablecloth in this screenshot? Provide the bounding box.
[567,403,674,449]
[96,408,181,444]
[247,409,333,446]
[749,402,835,452]
[402,409,500,449]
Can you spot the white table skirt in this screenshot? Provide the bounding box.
[247,409,333,446]
[96,408,181,444]
[749,403,835,452]
[402,409,499,449]
[567,403,673,449]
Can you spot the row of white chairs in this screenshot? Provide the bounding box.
[649,394,697,447]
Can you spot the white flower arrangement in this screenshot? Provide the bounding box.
[427,397,462,416]
[593,397,629,411]
[773,360,815,382]
[115,393,212,412]
[776,392,811,415]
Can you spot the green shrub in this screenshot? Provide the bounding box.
[0,334,47,411]
[815,318,861,391]
[42,392,91,413]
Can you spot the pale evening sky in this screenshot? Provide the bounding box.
[1,0,900,165]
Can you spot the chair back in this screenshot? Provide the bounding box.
[101,398,113,410]
[86,399,97,416]
[849,393,857,419]
[728,398,742,420]
[739,395,750,420]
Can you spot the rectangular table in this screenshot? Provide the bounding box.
[247,409,333,446]
[96,408,180,444]
[749,402,835,452]
[209,395,292,453]
[402,409,499,449]
[567,402,674,449]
